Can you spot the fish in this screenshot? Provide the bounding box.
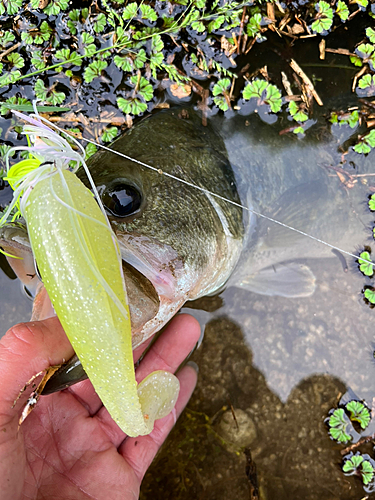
[0,107,371,394]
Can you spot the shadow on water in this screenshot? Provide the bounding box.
[1,10,375,500]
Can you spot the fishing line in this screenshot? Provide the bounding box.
[18,116,375,268]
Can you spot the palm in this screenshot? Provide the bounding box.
[0,315,200,500]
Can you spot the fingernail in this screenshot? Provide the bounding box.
[186,360,199,374]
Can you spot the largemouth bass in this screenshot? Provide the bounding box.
[0,108,370,393]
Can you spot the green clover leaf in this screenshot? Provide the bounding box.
[358,251,373,276]
[101,127,118,143]
[364,288,375,304]
[346,401,371,430]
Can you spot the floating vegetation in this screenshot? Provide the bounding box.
[327,395,375,492]
[342,453,375,487]
[1,0,375,148]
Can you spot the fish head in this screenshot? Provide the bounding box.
[81,110,244,346]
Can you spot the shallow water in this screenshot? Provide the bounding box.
[1,13,375,500]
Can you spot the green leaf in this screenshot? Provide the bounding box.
[94,13,106,33]
[311,17,333,33]
[151,34,164,54]
[329,408,346,427]
[7,0,22,15]
[356,43,374,59]
[213,96,229,111]
[289,101,308,122]
[312,1,333,33]
[369,194,375,211]
[81,32,95,45]
[134,49,146,69]
[31,50,46,70]
[191,20,205,32]
[357,74,375,97]
[329,426,351,443]
[361,460,374,485]
[85,142,98,160]
[34,79,48,101]
[101,126,118,143]
[358,251,373,276]
[243,79,268,100]
[354,141,371,154]
[83,60,107,83]
[48,90,66,106]
[265,84,282,113]
[364,129,375,147]
[346,401,371,429]
[336,0,349,21]
[0,70,21,87]
[117,97,147,116]
[366,27,375,43]
[55,48,82,66]
[123,2,138,20]
[114,55,133,72]
[213,78,231,96]
[346,110,359,128]
[356,0,368,9]
[67,8,88,35]
[0,97,28,116]
[7,53,24,69]
[293,126,305,134]
[0,32,15,48]
[137,77,154,101]
[44,0,69,15]
[343,454,364,473]
[1,103,69,113]
[247,13,262,37]
[364,288,375,304]
[328,408,351,443]
[55,48,71,61]
[140,4,157,22]
[350,55,363,67]
[22,21,52,45]
[208,15,225,32]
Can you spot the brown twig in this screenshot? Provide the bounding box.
[352,65,367,92]
[290,58,323,106]
[237,6,247,54]
[0,42,21,61]
[319,39,325,60]
[325,48,356,57]
[341,434,375,455]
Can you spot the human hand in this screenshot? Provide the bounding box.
[0,314,200,500]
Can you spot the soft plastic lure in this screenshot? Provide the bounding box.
[1,110,179,437]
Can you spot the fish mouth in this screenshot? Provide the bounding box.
[117,231,188,347]
[122,260,160,338]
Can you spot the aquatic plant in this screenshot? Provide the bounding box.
[328,408,352,443]
[342,453,375,486]
[1,0,375,142]
[359,251,374,277]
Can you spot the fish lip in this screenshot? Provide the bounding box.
[117,231,189,346]
[117,232,184,301]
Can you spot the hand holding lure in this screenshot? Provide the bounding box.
[1,110,179,437]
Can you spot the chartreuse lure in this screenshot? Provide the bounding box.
[1,111,179,437]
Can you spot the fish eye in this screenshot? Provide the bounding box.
[102,183,142,218]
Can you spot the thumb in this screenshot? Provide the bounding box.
[0,317,74,497]
[0,317,74,429]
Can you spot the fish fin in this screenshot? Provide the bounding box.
[260,181,328,248]
[237,262,316,298]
